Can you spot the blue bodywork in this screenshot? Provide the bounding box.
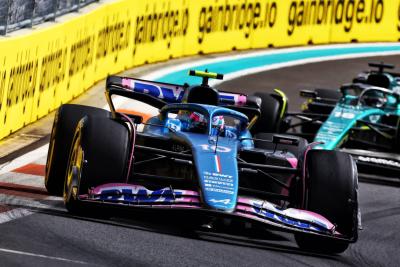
[75,74,357,241]
[143,103,253,211]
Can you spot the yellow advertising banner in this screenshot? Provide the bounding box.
[0,0,399,140]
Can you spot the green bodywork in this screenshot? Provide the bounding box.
[314,93,400,150]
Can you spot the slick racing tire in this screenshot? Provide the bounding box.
[45,104,110,196]
[64,116,129,215]
[252,92,284,134]
[295,150,359,254]
[253,132,308,158]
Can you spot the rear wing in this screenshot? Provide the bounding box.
[106,75,261,117]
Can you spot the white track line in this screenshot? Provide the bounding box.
[0,194,60,210]
[0,144,49,175]
[0,209,33,224]
[210,50,400,86]
[0,144,49,224]
[0,247,88,264]
[0,172,48,188]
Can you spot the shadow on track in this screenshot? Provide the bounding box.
[5,198,354,265]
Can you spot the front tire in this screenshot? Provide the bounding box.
[252,92,285,134]
[45,104,109,196]
[64,116,130,215]
[295,150,358,254]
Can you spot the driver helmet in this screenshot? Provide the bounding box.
[179,111,207,132]
[362,91,387,108]
[189,111,206,124]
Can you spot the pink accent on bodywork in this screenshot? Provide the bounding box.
[91,183,134,194]
[86,184,339,235]
[237,95,247,106]
[237,196,252,204]
[121,78,132,88]
[237,196,337,233]
[91,183,154,194]
[91,183,200,197]
[286,158,298,168]
[297,209,336,229]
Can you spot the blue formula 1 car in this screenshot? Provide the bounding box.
[283,63,400,183]
[45,70,359,254]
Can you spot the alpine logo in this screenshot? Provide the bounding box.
[209,198,231,205]
[98,188,182,202]
[357,156,400,168]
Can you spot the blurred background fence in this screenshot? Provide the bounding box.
[0,0,98,35]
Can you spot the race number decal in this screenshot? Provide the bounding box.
[200,144,231,153]
[334,111,355,119]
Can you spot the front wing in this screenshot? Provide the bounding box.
[76,183,354,242]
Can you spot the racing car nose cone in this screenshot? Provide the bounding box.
[192,141,239,212]
[175,130,240,212]
[201,168,237,212]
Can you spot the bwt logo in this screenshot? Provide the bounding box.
[128,80,185,102]
[99,188,182,202]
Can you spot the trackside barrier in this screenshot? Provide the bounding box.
[0,0,399,140]
[0,0,99,35]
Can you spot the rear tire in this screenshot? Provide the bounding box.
[301,89,341,136]
[45,104,109,196]
[252,92,283,134]
[64,116,130,215]
[295,150,358,254]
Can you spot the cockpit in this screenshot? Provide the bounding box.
[161,104,248,138]
[340,84,399,109]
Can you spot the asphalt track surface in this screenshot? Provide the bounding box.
[1,55,400,266]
